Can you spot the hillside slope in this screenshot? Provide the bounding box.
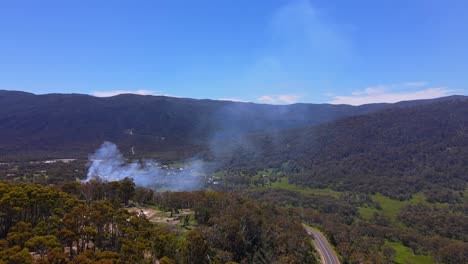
[2,90,461,160]
[218,99,468,199]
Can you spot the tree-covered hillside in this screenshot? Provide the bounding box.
[217,99,468,200]
[0,90,463,161]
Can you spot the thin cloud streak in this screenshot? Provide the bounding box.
[329,87,453,106]
[219,98,249,103]
[91,90,159,97]
[404,81,428,87]
[258,94,301,104]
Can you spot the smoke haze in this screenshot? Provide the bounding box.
[85,142,203,191]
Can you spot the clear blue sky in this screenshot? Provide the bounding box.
[1,0,467,105]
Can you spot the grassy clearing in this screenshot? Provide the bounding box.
[168,162,185,169]
[129,206,196,231]
[155,211,171,217]
[359,193,425,221]
[386,241,435,264]
[215,170,340,198]
[359,206,377,220]
[270,178,341,198]
[359,193,448,221]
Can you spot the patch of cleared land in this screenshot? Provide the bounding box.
[358,193,448,221]
[128,207,194,227]
[269,177,341,198]
[386,241,435,264]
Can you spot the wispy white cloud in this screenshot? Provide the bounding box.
[328,82,453,105]
[258,94,301,104]
[90,89,159,97]
[404,81,428,87]
[219,98,248,103]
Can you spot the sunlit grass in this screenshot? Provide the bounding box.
[359,193,421,221]
[270,177,341,198]
[359,192,447,221]
[386,241,435,264]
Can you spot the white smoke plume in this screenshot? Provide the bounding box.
[85,142,203,191]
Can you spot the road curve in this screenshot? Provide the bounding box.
[303,225,340,264]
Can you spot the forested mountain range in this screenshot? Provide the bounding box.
[0,90,465,160]
[1,90,466,200]
[217,98,468,200]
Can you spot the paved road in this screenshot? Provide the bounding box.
[303,225,340,264]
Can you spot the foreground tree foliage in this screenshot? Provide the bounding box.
[0,180,317,263]
[153,191,317,263]
[245,188,468,264]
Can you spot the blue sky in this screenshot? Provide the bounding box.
[1,0,467,105]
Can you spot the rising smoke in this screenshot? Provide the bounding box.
[85,142,203,191]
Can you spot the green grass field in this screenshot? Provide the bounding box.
[270,177,341,198]
[359,192,448,221]
[386,241,435,264]
[359,193,427,221]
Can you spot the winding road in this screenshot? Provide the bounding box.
[303,225,340,264]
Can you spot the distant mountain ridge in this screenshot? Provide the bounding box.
[0,90,465,160]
